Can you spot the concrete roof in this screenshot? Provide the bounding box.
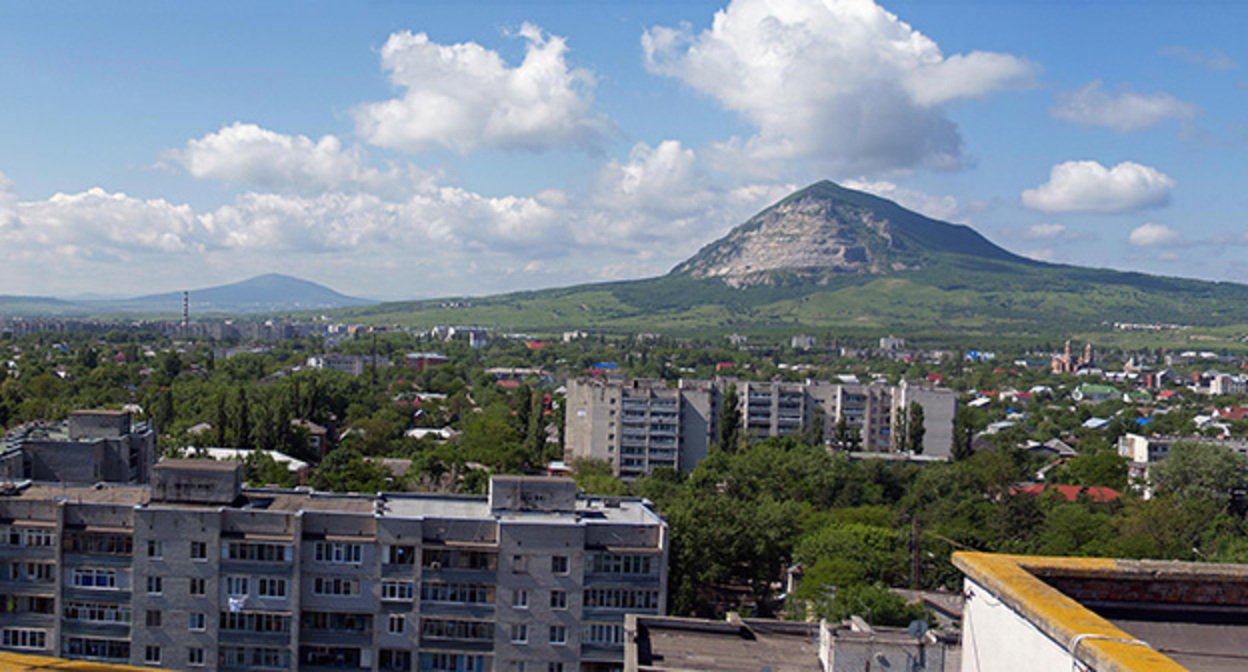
[629,615,822,672]
[955,552,1248,672]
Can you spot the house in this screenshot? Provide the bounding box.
[1010,484,1121,503]
[1071,384,1117,402]
[403,352,450,371]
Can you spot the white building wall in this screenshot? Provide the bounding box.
[961,578,1078,672]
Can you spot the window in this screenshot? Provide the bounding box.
[382,580,414,601]
[589,553,654,575]
[513,589,529,609]
[551,556,569,574]
[63,602,131,624]
[225,576,249,597]
[584,623,624,646]
[218,612,291,633]
[548,664,564,672]
[145,610,162,627]
[223,541,290,563]
[584,588,661,610]
[2,628,46,650]
[385,545,415,565]
[146,540,162,559]
[17,563,54,583]
[189,612,206,631]
[550,590,567,610]
[63,637,129,661]
[187,648,205,667]
[387,614,405,635]
[512,555,528,574]
[71,568,117,589]
[510,624,527,644]
[22,529,54,548]
[144,645,161,665]
[63,531,132,556]
[311,577,359,596]
[420,582,492,604]
[189,578,206,596]
[258,578,287,598]
[313,541,363,564]
[190,541,207,560]
[549,625,567,645]
[146,576,162,594]
[420,619,494,642]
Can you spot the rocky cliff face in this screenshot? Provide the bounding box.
[671,180,1025,286]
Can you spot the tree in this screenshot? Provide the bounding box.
[229,387,250,448]
[951,412,974,461]
[1150,441,1248,504]
[717,385,741,452]
[310,448,391,493]
[907,401,926,454]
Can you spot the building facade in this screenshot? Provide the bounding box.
[0,464,667,672]
[0,410,158,484]
[565,378,957,478]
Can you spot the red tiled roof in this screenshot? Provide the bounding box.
[1011,484,1122,503]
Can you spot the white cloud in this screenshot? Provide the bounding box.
[1128,222,1180,247]
[1051,81,1196,133]
[353,24,606,154]
[1021,160,1176,214]
[169,123,401,193]
[1160,46,1236,71]
[642,0,1034,174]
[1023,248,1056,262]
[841,179,962,222]
[1021,223,1067,240]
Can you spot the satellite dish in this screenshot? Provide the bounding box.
[907,619,929,639]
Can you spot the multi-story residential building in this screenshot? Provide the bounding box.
[0,410,157,484]
[0,463,667,672]
[564,379,714,480]
[566,378,957,478]
[305,354,388,377]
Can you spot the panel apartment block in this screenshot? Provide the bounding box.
[0,462,667,672]
[0,410,158,484]
[566,378,957,476]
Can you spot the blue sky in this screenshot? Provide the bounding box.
[1,0,1245,300]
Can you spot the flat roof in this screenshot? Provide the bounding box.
[629,615,821,672]
[954,552,1248,672]
[0,481,660,526]
[0,650,161,672]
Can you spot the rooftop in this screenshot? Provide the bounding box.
[955,552,1248,672]
[626,615,822,672]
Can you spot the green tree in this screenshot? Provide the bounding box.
[907,401,926,454]
[1150,441,1248,504]
[717,385,741,452]
[310,448,391,493]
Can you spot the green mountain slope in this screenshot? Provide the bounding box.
[337,180,1248,337]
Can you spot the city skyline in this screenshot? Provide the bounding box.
[2,0,1246,300]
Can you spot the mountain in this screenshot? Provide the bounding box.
[336,180,1248,339]
[672,180,1035,283]
[0,274,373,318]
[94,274,373,314]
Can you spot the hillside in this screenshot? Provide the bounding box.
[92,274,373,314]
[0,274,373,318]
[336,181,1248,338]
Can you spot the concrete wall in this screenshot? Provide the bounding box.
[961,577,1075,672]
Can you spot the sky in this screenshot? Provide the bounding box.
[1,0,1247,301]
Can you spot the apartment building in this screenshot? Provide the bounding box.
[0,463,667,672]
[566,378,957,477]
[0,410,158,484]
[563,379,714,480]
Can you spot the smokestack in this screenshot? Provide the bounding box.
[182,291,189,329]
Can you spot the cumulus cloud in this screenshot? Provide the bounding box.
[1128,222,1180,247]
[169,123,401,193]
[1160,46,1236,71]
[642,0,1034,174]
[841,179,962,222]
[1021,223,1067,240]
[1021,160,1176,214]
[1051,81,1196,133]
[353,24,606,154]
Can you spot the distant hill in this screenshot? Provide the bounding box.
[335,181,1248,338]
[92,274,373,314]
[0,274,373,318]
